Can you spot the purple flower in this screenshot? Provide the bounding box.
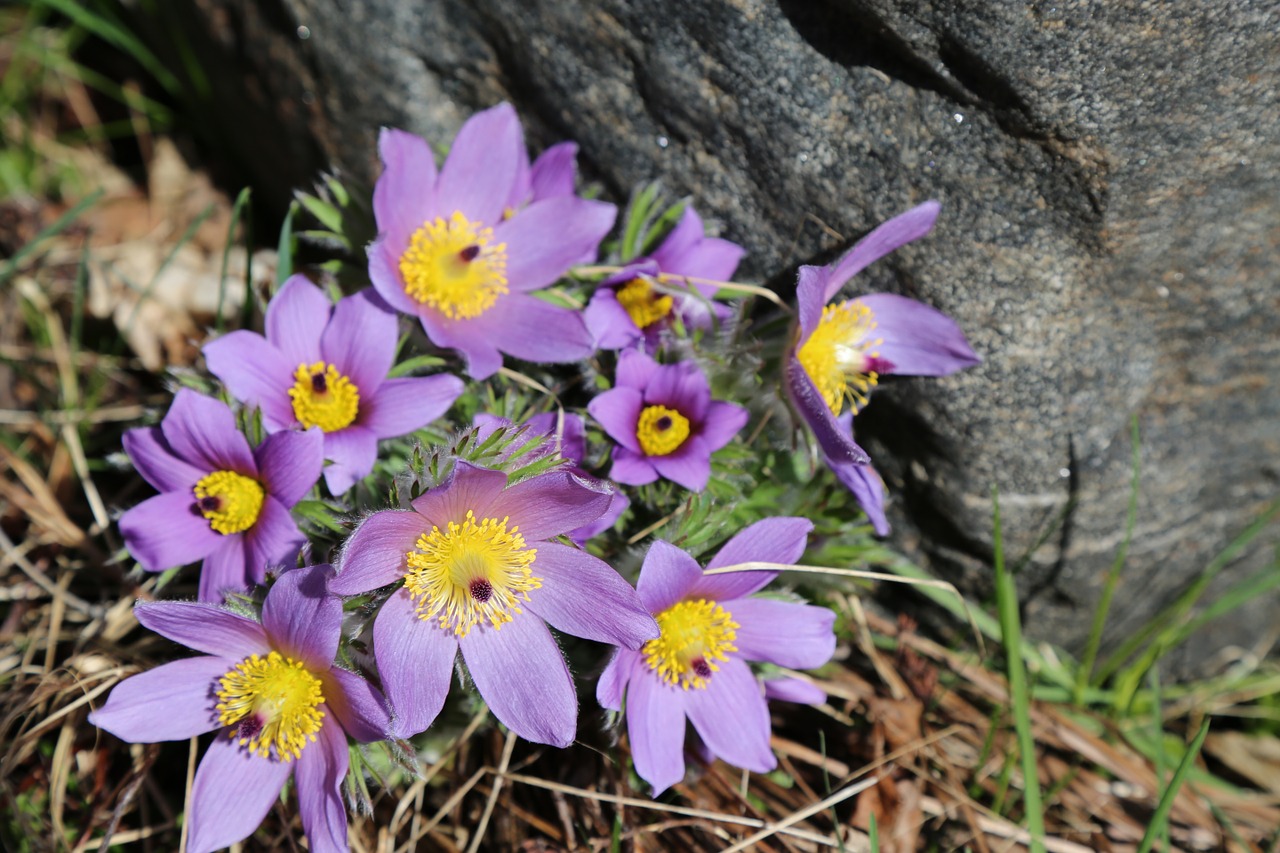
[89,566,392,853]
[330,461,659,746]
[204,276,464,495]
[587,350,748,492]
[596,518,835,795]
[368,104,616,379]
[786,202,979,533]
[119,389,324,602]
[473,412,631,544]
[584,207,745,351]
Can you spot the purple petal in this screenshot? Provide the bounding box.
[855,293,980,376]
[201,331,296,431]
[723,598,836,669]
[596,649,639,712]
[625,668,688,796]
[583,289,643,350]
[123,426,204,493]
[375,127,440,251]
[650,436,713,492]
[467,293,593,365]
[525,411,586,464]
[295,715,350,853]
[360,375,463,439]
[795,264,830,341]
[256,427,324,508]
[409,461,508,528]
[119,492,222,573]
[525,542,658,647]
[587,387,643,453]
[614,345,661,391]
[636,540,700,613]
[321,288,398,393]
[697,401,748,452]
[497,196,616,291]
[374,589,458,738]
[570,488,629,545]
[459,613,577,747]
[643,361,710,422]
[198,536,248,603]
[367,235,424,317]
[322,667,393,743]
[825,201,941,301]
[529,141,578,201]
[693,517,813,601]
[89,657,227,742]
[134,600,269,659]
[830,452,890,535]
[331,510,424,595]
[650,208,704,268]
[265,275,329,368]
[489,470,613,541]
[785,356,870,466]
[161,389,258,475]
[661,237,745,285]
[320,425,378,495]
[434,103,523,226]
[764,677,827,705]
[608,447,659,486]
[187,736,292,853]
[418,309,505,380]
[262,565,341,671]
[243,496,305,585]
[684,657,775,773]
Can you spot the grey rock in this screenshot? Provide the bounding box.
[168,0,1280,671]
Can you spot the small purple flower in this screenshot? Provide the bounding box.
[473,411,630,544]
[588,350,748,492]
[368,104,616,379]
[204,276,464,495]
[786,202,979,533]
[89,566,392,853]
[596,518,835,796]
[119,389,324,602]
[330,461,659,746]
[584,207,745,351]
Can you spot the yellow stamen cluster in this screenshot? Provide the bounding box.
[642,598,739,690]
[616,278,674,330]
[404,510,541,637]
[215,651,325,761]
[194,470,265,535]
[288,361,360,432]
[399,211,509,319]
[795,300,883,415]
[636,405,691,457]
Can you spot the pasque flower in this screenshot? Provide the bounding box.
[119,389,323,602]
[596,517,835,795]
[786,201,979,533]
[588,349,748,492]
[472,411,630,543]
[330,461,659,746]
[368,103,616,379]
[204,276,464,494]
[584,207,745,351]
[89,566,392,853]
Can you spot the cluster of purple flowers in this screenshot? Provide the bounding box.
[97,102,978,851]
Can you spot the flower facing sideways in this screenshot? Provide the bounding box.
[330,461,659,746]
[584,207,745,351]
[588,349,748,492]
[597,517,835,795]
[89,566,392,853]
[786,201,979,533]
[204,276,464,494]
[119,389,324,602]
[368,103,616,379]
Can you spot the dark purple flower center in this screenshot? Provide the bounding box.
[469,578,494,603]
[691,659,713,679]
[199,495,222,513]
[458,244,481,263]
[237,714,264,741]
[310,371,329,393]
[655,415,673,431]
[864,355,896,375]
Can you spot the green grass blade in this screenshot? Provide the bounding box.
[1135,716,1211,853]
[277,200,299,286]
[216,187,252,333]
[0,188,103,286]
[992,486,1046,853]
[34,0,181,95]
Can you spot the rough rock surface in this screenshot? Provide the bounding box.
[169,0,1279,670]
